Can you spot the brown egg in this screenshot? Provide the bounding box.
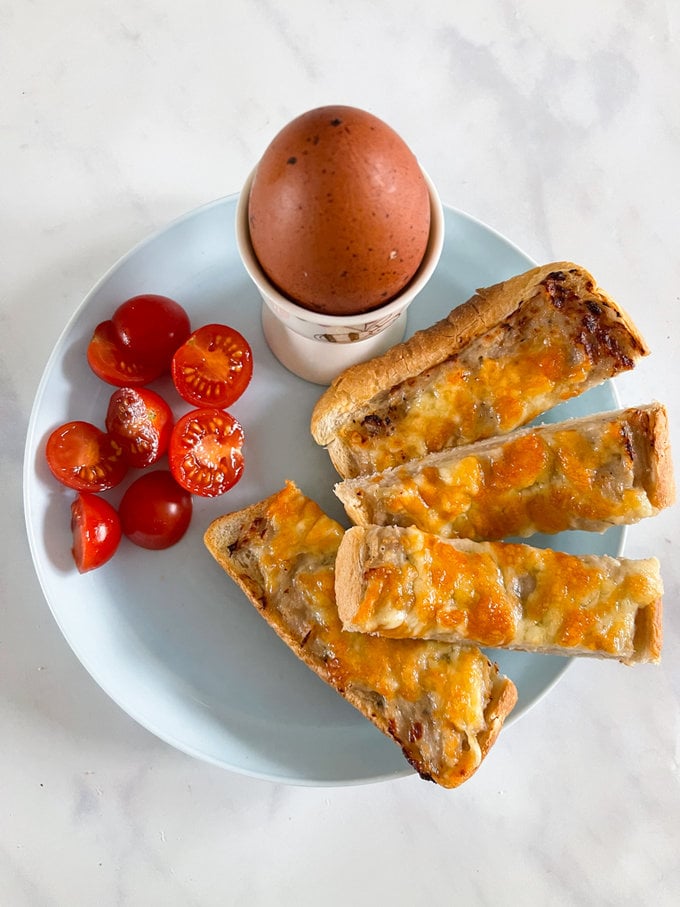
[247,106,431,317]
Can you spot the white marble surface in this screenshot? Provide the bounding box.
[3,1,679,903]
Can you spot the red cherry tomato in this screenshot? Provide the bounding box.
[105,386,173,469]
[171,323,253,408]
[113,294,191,372]
[70,493,122,573]
[46,421,127,492]
[119,470,193,550]
[87,320,165,386]
[169,408,245,497]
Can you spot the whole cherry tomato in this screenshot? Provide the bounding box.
[168,408,245,497]
[70,493,122,573]
[105,386,173,468]
[113,294,190,372]
[119,470,193,550]
[87,320,165,386]
[171,323,253,408]
[46,421,127,492]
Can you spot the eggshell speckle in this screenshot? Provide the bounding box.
[247,106,431,317]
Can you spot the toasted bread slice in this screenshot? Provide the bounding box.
[335,525,663,665]
[335,403,675,541]
[204,482,517,788]
[311,262,649,478]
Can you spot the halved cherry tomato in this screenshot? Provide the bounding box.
[105,386,173,469]
[171,324,253,408]
[113,294,190,372]
[87,320,165,386]
[119,470,192,550]
[168,408,244,497]
[71,493,122,572]
[46,421,127,492]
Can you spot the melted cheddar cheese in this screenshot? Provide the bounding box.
[343,526,662,663]
[240,483,509,784]
[337,407,660,540]
[336,278,641,475]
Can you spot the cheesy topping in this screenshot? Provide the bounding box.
[336,275,641,474]
[343,526,662,663]
[337,407,660,540]
[235,483,508,784]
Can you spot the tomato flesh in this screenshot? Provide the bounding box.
[87,320,165,386]
[46,421,128,492]
[171,323,253,408]
[119,470,192,550]
[105,386,173,468]
[169,408,244,497]
[71,493,122,572]
[113,294,191,372]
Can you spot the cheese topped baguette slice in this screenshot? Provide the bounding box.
[311,262,649,478]
[335,525,663,665]
[204,482,517,788]
[335,403,674,541]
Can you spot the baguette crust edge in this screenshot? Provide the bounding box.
[334,524,367,626]
[633,594,664,665]
[645,402,676,511]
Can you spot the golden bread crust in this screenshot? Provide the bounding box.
[641,402,676,511]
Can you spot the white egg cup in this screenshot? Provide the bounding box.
[235,166,445,385]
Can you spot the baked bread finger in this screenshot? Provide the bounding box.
[335,403,675,540]
[335,525,663,665]
[311,262,649,478]
[204,481,517,788]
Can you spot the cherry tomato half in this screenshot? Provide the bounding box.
[169,408,245,497]
[113,294,190,372]
[71,493,122,573]
[46,421,128,492]
[119,469,193,550]
[87,320,165,386]
[105,386,173,469]
[171,323,253,408]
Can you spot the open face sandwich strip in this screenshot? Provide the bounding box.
[335,403,675,541]
[311,262,649,478]
[204,481,517,788]
[335,525,663,665]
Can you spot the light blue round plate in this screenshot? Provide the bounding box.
[24,196,623,786]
